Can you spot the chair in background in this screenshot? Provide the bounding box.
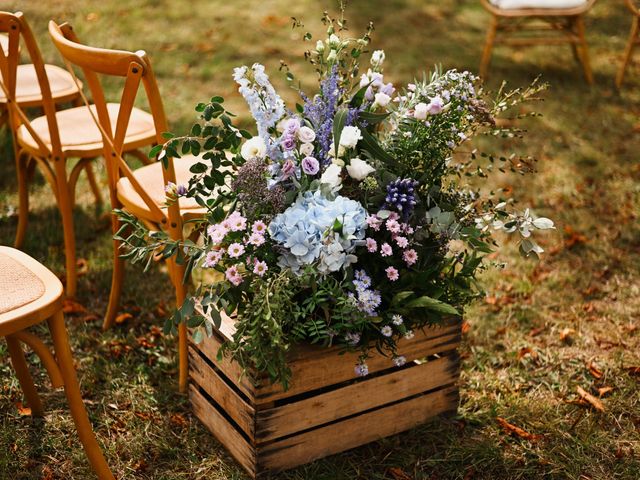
[616,0,640,88]
[49,20,208,392]
[0,246,114,480]
[0,11,157,298]
[480,0,596,84]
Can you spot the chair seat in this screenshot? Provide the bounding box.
[17,102,156,157]
[0,247,63,337]
[490,0,587,10]
[116,155,207,222]
[0,64,80,107]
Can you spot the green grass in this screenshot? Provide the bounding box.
[1,0,639,478]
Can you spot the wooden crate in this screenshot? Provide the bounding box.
[188,314,461,478]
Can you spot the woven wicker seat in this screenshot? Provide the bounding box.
[0,64,79,107]
[0,253,45,316]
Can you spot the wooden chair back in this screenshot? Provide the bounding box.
[0,12,62,159]
[48,20,179,228]
[626,0,640,16]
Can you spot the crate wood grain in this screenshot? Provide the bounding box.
[189,313,461,478]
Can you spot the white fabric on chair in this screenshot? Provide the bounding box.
[490,0,587,9]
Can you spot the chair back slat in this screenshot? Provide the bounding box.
[49,20,182,226]
[0,12,62,157]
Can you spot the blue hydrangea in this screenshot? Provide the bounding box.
[268,191,367,274]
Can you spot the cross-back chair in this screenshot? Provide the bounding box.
[49,20,207,392]
[1,246,114,479]
[480,0,596,84]
[616,0,640,88]
[0,11,157,299]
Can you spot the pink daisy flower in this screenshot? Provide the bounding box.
[403,249,418,266]
[253,260,268,277]
[248,233,265,246]
[380,243,393,257]
[228,242,245,258]
[366,215,382,231]
[385,266,399,281]
[203,250,223,268]
[252,221,267,235]
[228,212,247,232]
[386,219,401,233]
[225,265,243,286]
[395,236,409,248]
[366,238,378,252]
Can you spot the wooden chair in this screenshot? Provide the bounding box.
[616,0,640,88]
[49,20,207,392]
[480,0,596,84]
[0,246,114,480]
[0,12,159,299]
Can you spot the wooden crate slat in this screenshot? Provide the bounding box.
[255,352,459,443]
[191,333,255,399]
[189,385,256,477]
[256,324,461,404]
[257,384,459,472]
[189,346,256,437]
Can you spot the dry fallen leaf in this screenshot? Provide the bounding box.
[529,326,546,337]
[517,347,538,360]
[62,299,88,315]
[115,312,133,325]
[170,413,188,427]
[560,327,575,342]
[598,386,614,397]
[587,361,604,379]
[461,321,471,334]
[388,467,413,480]
[496,417,543,441]
[626,366,640,377]
[15,401,31,416]
[76,258,89,276]
[576,386,605,412]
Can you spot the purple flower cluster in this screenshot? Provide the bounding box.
[383,178,419,220]
[350,270,382,316]
[302,66,341,165]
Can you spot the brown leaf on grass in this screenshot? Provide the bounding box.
[15,401,31,416]
[108,340,132,358]
[153,302,168,318]
[517,347,538,360]
[623,323,638,334]
[463,468,476,480]
[133,459,148,472]
[598,387,614,397]
[587,361,603,379]
[560,328,575,343]
[86,12,99,22]
[80,313,100,323]
[76,258,89,277]
[41,465,54,480]
[136,335,156,349]
[625,366,640,377]
[496,417,543,441]
[388,467,413,480]
[564,226,587,248]
[62,299,87,315]
[576,386,605,412]
[170,413,188,427]
[529,326,546,337]
[115,312,133,325]
[461,321,471,334]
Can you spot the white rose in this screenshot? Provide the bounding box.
[241,136,266,161]
[346,158,375,181]
[373,92,391,108]
[320,163,342,188]
[371,49,385,66]
[414,102,428,120]
[328,141,346,159]
[332,157,345,167]
[299,142,314,157]
[328,34,340,48]
[338,126,362,149]
[297,126,316,144]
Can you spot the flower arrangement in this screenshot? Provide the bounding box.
[118,10,554,389]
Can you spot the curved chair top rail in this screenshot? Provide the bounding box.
[48,21,148,77]
[481,0,597,17]
[626,0,640,16]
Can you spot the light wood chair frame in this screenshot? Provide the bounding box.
[480,0,596,84]
[1,246,114,479]
[49,21,191,392]
[616,0,640,88]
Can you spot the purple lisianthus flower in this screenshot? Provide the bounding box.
[284,117,300,134]
[281,158,296,179]
[281,135,296,151]
[301,156,320,175]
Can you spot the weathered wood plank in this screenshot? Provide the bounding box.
[255,353,459,442]
[189,385,256,477]
[189,346,256,437]
[257,384,459,472]
[255,323,461,405]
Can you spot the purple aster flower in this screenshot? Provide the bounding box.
[355,363,369,377]
[393,356,407,367]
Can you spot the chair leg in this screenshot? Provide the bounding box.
[84,161,103,208]
[574,15,593,85]
[480,15,498,80]
[169,258,189,393]
[48,311,115,480]
[14,153,30,249]
[103,218,125,331]
[56,172,78,298]
[616,16,639,89]
[6,335,44,417]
